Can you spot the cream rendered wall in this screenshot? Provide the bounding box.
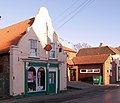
[10,7,67,96]
[66,51,77,82]
[60,63,67,90]
[58,46,67,90]
[112,55,120,81]
[112,54,120,60]
[10,45,25,96]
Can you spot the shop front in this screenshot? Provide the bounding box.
[25,61,60,96]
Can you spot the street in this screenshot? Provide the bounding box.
[63,89,120,103]
[0,86,119,103]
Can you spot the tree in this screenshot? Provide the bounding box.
[73,43,91,52]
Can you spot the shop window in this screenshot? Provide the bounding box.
[29,39,37,57]
[27,67,46,93]
[49,43,56,59]
[28,67,36,92]
[37,67,45,91]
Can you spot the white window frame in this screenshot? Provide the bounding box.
[49,43,56,59]
[80,69,87,73]
[29,39,37,57]
[80,69,100,73]
[87,69,93,73]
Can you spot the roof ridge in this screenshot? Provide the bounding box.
[76,54,110,57]
[108,46,120,54]
[73,54,110,65]
[0,17,34,54]
[79,46,108,50]
[1,17,34,30]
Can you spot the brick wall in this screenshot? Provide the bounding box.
[78,64,102,81]
[0,55,9,73]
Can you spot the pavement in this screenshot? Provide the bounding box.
[0,81,120,103]
[67,81,99,89]
[67,81,120,89]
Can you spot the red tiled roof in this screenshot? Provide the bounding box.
[0,18,34,54]
[63,46,76,53]
[77,46,120,56]
[116,47,120,52]
[73,54,110,65]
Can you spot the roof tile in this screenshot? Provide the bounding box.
[73,54,110,65]
[0,18,34,54]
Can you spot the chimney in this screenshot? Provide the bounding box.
[99,43,103,47]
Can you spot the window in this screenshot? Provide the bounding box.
[80,69,86,73]
[27,67,46,93]
[80,69,100,73]
[37,67,45,91]
[93,69,100,73]
[30,39,37,57]
[49,43,56,59]
[59,48,62,52]
[87,69,93,73]
[28,67,36,92]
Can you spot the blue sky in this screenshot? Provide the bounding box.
[0,0,120,48]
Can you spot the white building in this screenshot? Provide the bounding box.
[0,7,67,97]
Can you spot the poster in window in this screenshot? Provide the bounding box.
[38,72,41,78]
[28,71,34,82]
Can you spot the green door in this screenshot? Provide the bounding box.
[49,72,56,94]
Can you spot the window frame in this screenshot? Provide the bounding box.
[29,39,38,57]
[80,69,100,73]
[49,43,56,59]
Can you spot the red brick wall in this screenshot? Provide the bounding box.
[0,55,9,73]
[78,64,103,81]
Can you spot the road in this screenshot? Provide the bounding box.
[1,86,120,103]
[63,89,120,103]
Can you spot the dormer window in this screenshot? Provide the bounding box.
[49,43,56,59]
[30,39,37,57]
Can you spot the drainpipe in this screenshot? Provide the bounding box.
[46,63,50,94]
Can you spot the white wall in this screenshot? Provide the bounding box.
[10,7,67,96]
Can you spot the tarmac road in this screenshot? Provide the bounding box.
[63,89,120,103]
[1,86,119,103]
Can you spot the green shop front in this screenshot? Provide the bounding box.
[24,61,60,96]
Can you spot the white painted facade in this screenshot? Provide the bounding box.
[111,54,120,82]
[10,7,67,96]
